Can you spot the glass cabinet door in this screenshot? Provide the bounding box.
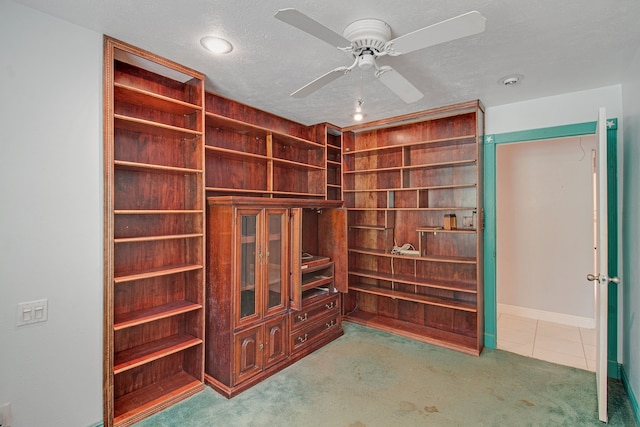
[264,209,288,315]
[238,210,260,323]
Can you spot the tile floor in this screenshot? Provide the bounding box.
[497,312,596,371]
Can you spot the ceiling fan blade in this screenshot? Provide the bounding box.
[376,67,424,103]
[388,11,486,55]
[291,67,350,98]
[275,8,351,48]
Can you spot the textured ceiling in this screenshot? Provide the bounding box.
[13,0,640,127]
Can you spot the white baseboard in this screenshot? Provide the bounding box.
[498,303,596,329]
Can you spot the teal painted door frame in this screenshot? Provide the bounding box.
[483,120,619,377]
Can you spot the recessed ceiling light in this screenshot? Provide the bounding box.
[200,36,233,54]
[352,112,365,121]
[498,74,524,86]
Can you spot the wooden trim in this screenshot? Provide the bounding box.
[342,100,483,133]
[104,36,204,80]
[103,35,116,427]
[207,196,343,209]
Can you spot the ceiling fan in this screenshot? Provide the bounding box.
[274,8,486,103]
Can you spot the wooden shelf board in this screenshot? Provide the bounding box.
[205,112,269,138]
[348,225,393,230]
[115,115,202,138]
[343,315,480,356]
[114,371,203,426]
[114,300,203,330]
[348,247,476,264]
[271,190,326,197]
[114,160,202,175]
[342,134,477,156]
[205,112,323,148]
[272,157,324,171]
[343,159,476,175]
[343,183,477,193]
[345,207,477,212]
[301,276,333,291]
[114,83,202,116]
[114,209,203,215]
[349,283,476,312]
[301,256,332,270]
[114,334,202,374]
[204,145,268,162]
[114,264,203,284]
[114,233,203,244]
[417,227,476,234]
[205,188,326,198]
[205,186,268,194]
[349,268,476,293]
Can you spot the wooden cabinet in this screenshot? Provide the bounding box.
[232,316,288,385]
[103,37,205,426]
[204,93,326,198]
[341,101,485,355]
[205,197,346,397]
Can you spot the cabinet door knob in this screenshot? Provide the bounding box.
[297,333,308,343]
[325,302,335,309]
[297,313,308,322]
[259,343,264,351]
[326,320,335,328]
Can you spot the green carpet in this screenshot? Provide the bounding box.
[135,322,637,426]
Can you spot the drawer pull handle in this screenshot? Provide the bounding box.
[297,333,308,343]
[325,302,335,309]
[297,313,308,322]
[326,320,336,328]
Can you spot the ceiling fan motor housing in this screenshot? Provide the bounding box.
[343,18,391,54]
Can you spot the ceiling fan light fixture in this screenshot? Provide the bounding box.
[352,112,365,121]
[200,36,233,54]
[357,50,376,70]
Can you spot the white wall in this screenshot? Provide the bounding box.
[496,135,597,323]
[0,2,103,426]
[486,85,623,135]
[621,49,640,416]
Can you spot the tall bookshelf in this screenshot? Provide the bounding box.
[341,100,485,355]
[103,37,205,426]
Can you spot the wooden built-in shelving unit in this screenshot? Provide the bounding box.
[341,100,485,355]
[103,37,205,427]
[103,34,487,426]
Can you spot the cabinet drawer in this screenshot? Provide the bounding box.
[290,311,341,353]
[290,293,339,331]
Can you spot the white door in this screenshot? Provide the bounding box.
[588,107,619,423]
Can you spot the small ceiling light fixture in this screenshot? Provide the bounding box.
[352,97,365,121]
[200,36,233,54]
[498,74,524,86]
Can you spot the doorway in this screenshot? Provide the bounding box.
[495,135,597,370]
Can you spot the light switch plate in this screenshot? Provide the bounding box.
[16,299,48,326]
